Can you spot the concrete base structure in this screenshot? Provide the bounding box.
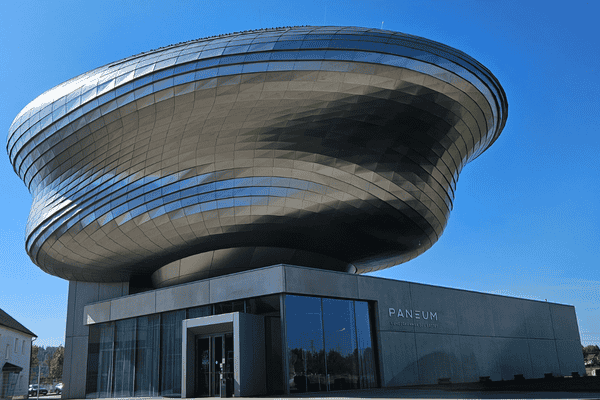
[64,265,585,398]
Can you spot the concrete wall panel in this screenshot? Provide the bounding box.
[410,284,458,335]
[550,304,580,341]
[156,279,210,312]
[459,335,501,382]
[73,282,98,337]
[62,336,73,399]
[182,328,195,398]
[378,331,418,386]
[415,333,464,384]
[490,295,527,338]
[211,266,284,303]
[65,281,77,337]
[455,291,495,337]
[358,276,414,333]
[236,313,266,396]
[555,339,586,376]
[84,301,111,325]
[110,291,156,320]
[496,337,533,380]
[522,300,553,339]
[69,335,89,399]
[528,339,560,378]
[285,266,358,299]
[98,282,125,301]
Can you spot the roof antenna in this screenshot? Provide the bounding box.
[381,21,384,29]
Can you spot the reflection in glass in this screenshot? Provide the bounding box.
[85,325,100,398]
[188,305,212,319]
[134,315,160,396]
[97,322,115,397]
[355,301,377,388]
[246,294,280,316]
[322,298,359,390]
[214,300,244,315]
[286,295,326,393]
[113,319,136,397]
[160,310,185,397]
[86,322,115,398]
[285,295,378,393]
[196,337,210,396]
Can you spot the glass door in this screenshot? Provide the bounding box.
[213,335,223,396]
[224,333,234,395]
[195,333,233,397]
[196,337,210,397]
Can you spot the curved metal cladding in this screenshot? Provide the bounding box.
[8,26,507,287]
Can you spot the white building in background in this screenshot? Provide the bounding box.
[0,309,36,400]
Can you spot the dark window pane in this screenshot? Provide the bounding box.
[265,316,284,394]
[214,302,232,315]
[355,301,377,388]
[214,300,244,314]
[246,294,280,316]
[322,298,359,390]
[86,322,114,398]
[85,325,101,398]
[188,305,212,319]
[134,314,160,396]
[232,300,245,312]
[285,295,326,393]
[160,310,185,396]
[113,318,136,397]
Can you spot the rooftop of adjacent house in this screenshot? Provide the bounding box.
[0,308,36,337]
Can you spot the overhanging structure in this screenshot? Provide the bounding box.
[8,26,507,285]
[8,26,584,398]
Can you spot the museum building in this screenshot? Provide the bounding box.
[7,26,584,397]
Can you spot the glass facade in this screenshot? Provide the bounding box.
[85,293,376,397]
[285,295,378,393]
[85,296,283,398]
[86,323,115,398]
[134,315,159,397]
[160,310,185,397]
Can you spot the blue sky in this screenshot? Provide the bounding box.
[0,0,598,347]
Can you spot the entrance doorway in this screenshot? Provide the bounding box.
[195,333,233,397]
[182,312,266,398]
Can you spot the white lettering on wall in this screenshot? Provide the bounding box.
[388,307,439,321]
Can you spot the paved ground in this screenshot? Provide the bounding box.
[36,383,600,400]
[50,389,600,400]
[276,386,600,399]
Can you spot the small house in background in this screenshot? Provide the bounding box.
[0,309,36,400]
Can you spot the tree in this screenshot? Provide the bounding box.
[583,345,600,356]
[49,346,64,382]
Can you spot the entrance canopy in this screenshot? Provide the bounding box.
[1,363,23,372]
[182,312,266,397]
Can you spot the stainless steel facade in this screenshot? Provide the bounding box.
[8,26,507,286]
